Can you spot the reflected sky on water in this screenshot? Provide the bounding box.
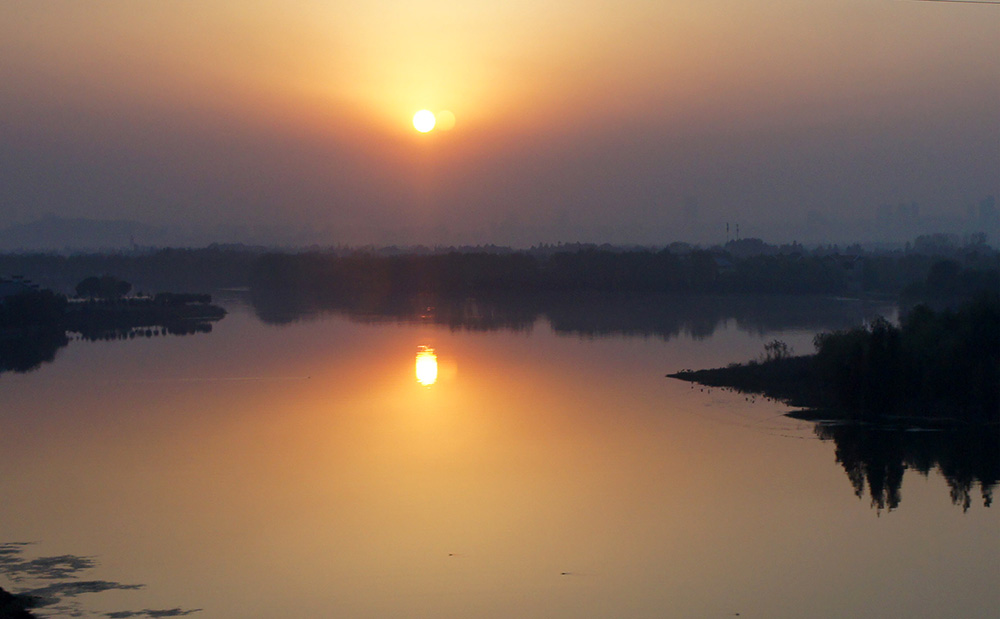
[0,297,995,618]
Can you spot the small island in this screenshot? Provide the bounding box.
[0,275,226,375]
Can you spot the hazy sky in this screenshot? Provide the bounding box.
[1,0,997,246]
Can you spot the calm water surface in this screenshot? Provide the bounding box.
[0,297,996,618]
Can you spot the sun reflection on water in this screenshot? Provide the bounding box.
[415,346,438,386]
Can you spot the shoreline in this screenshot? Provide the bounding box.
[668,355,998,428]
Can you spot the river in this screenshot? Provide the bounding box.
[0,294,995,618]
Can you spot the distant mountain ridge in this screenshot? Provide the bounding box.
[0,216,166,252]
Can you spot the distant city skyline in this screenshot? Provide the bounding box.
[1,1,996,248]
[1,197,996,253]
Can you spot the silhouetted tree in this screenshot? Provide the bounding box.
[0,289,66,327]
[75,275,132,300]
[681,293,999,423]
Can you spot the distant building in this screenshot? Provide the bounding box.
[914,233,960,254]
[877,204,894,225]
[979,196,998,233]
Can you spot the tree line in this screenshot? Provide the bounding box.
[1,241,996,297]
[248,248,999,298]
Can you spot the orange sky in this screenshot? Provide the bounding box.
[0,0,997,245]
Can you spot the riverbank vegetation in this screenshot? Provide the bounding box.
[0,278,226,375]
[670,293,999,424]
[0,236,996,298]
[248,246,998,298]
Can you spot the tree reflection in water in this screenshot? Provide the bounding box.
[0,322,217,378]
[0,329,68,375]
[815,423,998,512]
[249,289,893,341]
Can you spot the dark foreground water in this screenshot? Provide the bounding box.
[0,296,996,618]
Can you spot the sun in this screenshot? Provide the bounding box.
[413,110,436,133]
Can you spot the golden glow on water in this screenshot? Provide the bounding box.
[0,312,995,619]
[415,346,438,385]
